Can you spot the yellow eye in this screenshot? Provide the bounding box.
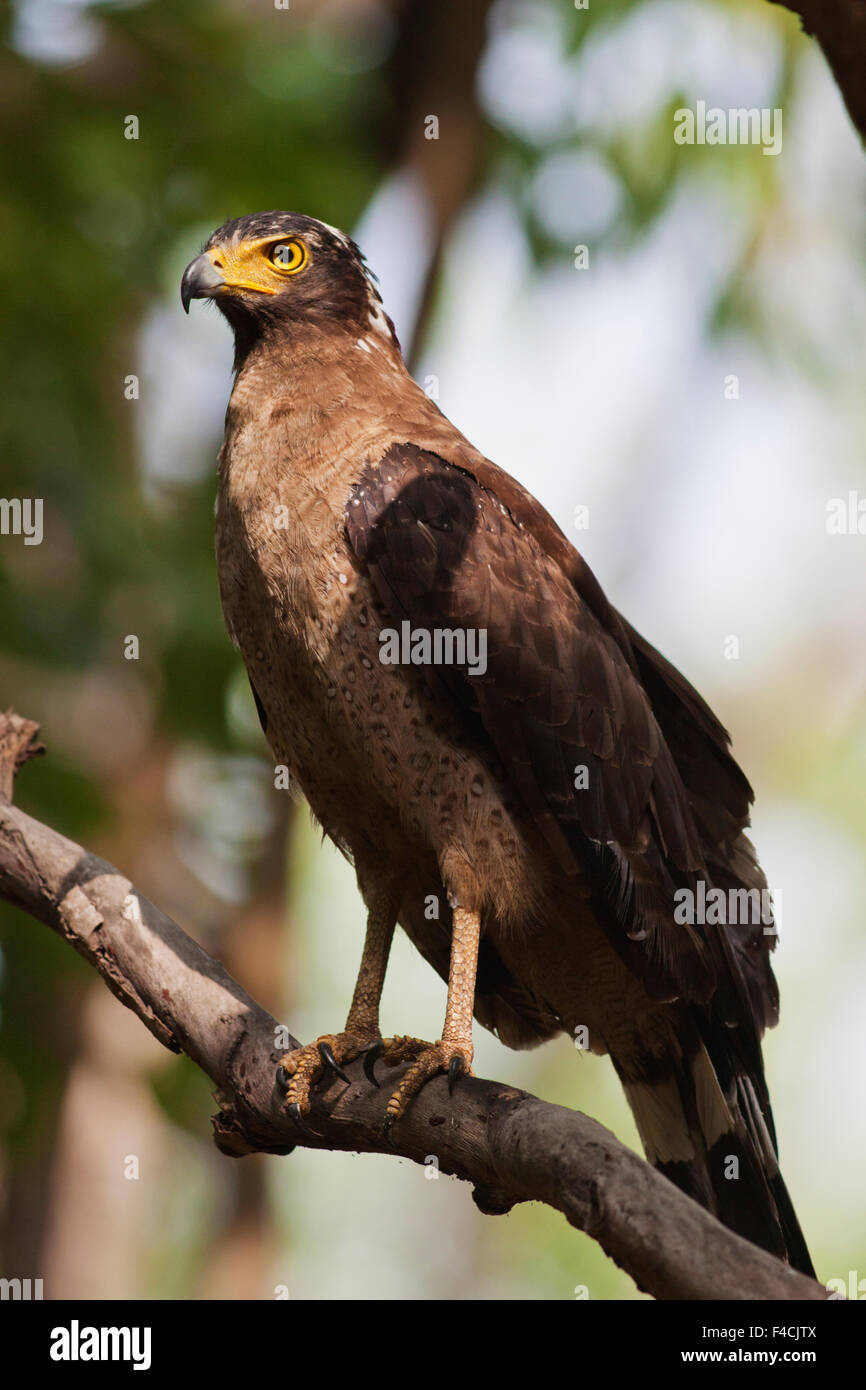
[269,239,307,273]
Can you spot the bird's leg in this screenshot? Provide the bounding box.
[379,906,480,1132]
[276,881,399,1123]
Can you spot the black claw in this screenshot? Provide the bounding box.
[276,1064,292,1095]
[286,1103,324,1139]
[448,1055,465,1095]
[383,1113,397,1145]
[318,1041,351,1084]
[362,1039,384,1087]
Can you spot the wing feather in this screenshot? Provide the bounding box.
[345,438,809,1272]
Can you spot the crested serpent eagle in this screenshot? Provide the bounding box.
[182,212,813,1274]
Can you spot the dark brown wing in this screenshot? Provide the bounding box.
[347,442,725,1002]
[346,441,813,1275]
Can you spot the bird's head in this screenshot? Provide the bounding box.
[181,211,397,361]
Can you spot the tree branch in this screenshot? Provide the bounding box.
[770,1,866,142]
[0,712,825,1301]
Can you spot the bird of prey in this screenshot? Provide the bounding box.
[182,211,813,1274]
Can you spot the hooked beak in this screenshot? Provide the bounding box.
[181,254,225,313]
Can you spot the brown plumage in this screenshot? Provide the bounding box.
[182,211,813,1275]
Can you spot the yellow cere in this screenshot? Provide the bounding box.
[206,235,309,295]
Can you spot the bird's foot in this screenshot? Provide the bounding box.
[370,1035,474,1135]
[276,1030,379,1125]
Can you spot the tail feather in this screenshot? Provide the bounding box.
[615,1030,815,1278]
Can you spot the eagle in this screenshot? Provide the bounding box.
[182,211,813,1275]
